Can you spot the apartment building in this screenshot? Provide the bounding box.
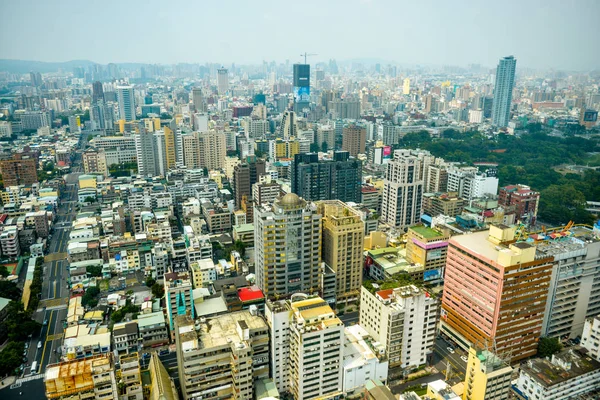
[463,347,512,400]
[360,284,437,369]
[174,310,270,400]
[405,225,449,284]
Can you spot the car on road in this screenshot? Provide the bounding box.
[447,346,455,354]
[461,355,468,363]
[159,349,169,356]
[43,319,48,326]
[37,341,42,349]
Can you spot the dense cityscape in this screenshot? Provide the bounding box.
[1,3,600,400]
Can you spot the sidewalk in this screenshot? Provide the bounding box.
[0,376,16,390]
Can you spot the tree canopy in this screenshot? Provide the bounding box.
[537,336,563,358]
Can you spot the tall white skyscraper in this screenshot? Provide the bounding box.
[381,149,435,229]
[491,56,517,127]
[116,85,136,121]
[217,67,229,95]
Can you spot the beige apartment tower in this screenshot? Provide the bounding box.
[317,200,365,304]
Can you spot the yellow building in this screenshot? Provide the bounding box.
[78,174,97,189]
[403,78,411,95]
[148,353,178,400]
[45,354,118,399]
[317,200,365,304]
[364,231,387,250]
[274,138,300,160]
[463,347,512,400]
[405,225,449,284]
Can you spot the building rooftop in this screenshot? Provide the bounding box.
[237,286,264,303]
[410,225,444,239]
[521,347,600,388]
[197,310,266,349]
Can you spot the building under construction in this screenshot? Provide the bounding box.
[44,354,118,400]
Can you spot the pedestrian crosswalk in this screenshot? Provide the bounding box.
[15,374,44,384]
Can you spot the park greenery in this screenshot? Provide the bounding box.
[82,286,100,308]
[111,300,140,323]
[396,128,600,225]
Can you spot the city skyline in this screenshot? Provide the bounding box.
[1,0,599,71]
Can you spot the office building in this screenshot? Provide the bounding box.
[514,348,600,400]
[317,200,365,304]
[253,175,282,206]
[405,225,449,284]
[440,225,553,362]
[174,311,269,400]
[329,99,361,119]
[233,158,267,209]
[217,67,229,95]
[191,87,206,112]
[463,347,512,400]
[254,194,322,299]
[117,85,136,121]
[360,284,437,369]
[498,184,539,223]
[44,354,118,400]
[0,156,38,186]
[381,149,435,229]
[92,81,104,103]
[293,63,310,113]
[291,152,362,203]
[422,192,464,218]
[491,56,516,127]
[342,124,366,157]
[89,101,115,130]
[134,131,160,177]
[266,295,344,399]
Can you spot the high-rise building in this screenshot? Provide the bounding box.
[316,124,335,151]
[266,295,344,399]
[329,99,361,119]
[191,87,206,112]
[403,78,410,95]
[181,132,201,169]
[360,284,438,369]
[491,56,516,127]
[291,152,362,203]
[174,311,270,400]
[30,71,42,87]
[164,271,194,340]
[82,148,108,176]
[293,64,310,113]
[317,201,365,304]
[217,67,229,95]
[0,156,38,186]
[446,166,498,201]
[440,225,553,362]
[252,175,282,206]
[198,131,226,170]
[92,81,104,103]
[254,194,322,299]
[381,149,435,229]
[463,347,513,400]
[342,124,366,157]
[89,101,115,130]
[498,184,539,223]
[279,110,298,140]
[233,158,266,209]
[117,85,136,121]
[134,131,160,176]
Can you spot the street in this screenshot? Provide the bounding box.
[339,310,359,326]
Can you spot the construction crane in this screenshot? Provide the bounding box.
[300,52,317,64]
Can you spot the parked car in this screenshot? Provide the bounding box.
[447,347,455,354]
[461,355,468,363]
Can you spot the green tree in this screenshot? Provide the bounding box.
[233,240,247,257]
[0,280,21,300]
[151,283,164,299]
[145,277,156,287]
[0,341,25,376]
[309,143,320,153]
[86,265,103,277]
[537,337,562,358]
[0,266,9,278]
[321,141,329,152]
[82,286,100,308]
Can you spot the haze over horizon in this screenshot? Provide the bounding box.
[1,0,600,71]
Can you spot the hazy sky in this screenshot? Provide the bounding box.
[2,0,599,70]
